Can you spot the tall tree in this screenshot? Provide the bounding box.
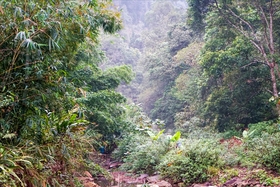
[188,0,280,114]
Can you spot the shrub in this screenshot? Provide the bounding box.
[219,168,239,184]
[248,120,279,137]
[250,169,280,186]
[117,134,169,174]
[244,132,280,173]
[222,129,242,139]
[157,139,224,185]
[0,120,104,187]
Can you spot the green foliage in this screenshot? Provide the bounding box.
[147,129,165,141]
[222,130,243,140]
[250,169,280,186]
[170,131,181,142]
[219,169,239,184]
[244,132,280,173]
[172,42,205,131]
[119,135,169,175]
[101,35,141,66]
[80,90,127,142]
[114,115,280,186]
[0,0,132,185]
[68,42,134,145]
[0,145,34,187]
[151,93,185,128]
[110,0,194,129]
[200,33,277,131]
[0,129,98,186]
[113,104,173,174]
[188,0,280,129]
[157,139,224,185]
[112,104,157,159]
[0,0,123,142]
[247,120,279,137]
[19,111,87,144]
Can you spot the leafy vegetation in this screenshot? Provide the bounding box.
[113,114,280,186]
[0,0,132,186]
[157,139,223,185]
[2,0,280,186]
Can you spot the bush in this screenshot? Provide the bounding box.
[244,132,280,173]
[0,123,104,187]
[157,139,224,185]
[116,134,169,174]
[222,129,242,139]
[248,120,279,137]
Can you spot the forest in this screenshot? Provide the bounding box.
[1,0,280,187]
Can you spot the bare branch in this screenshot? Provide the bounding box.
[269,0,275,54]
[240,60,268,69]
[265,88,273,94]
[212,1,263,55]
[225,6,259,40]
[256,4,271,51]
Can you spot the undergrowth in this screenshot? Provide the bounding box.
[113,119,280,186]
[0,120,106,187]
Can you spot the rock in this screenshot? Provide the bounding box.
[192,183,217,187]
[223,177,238,186]
[156,180,172,187]
[77,177,94,182]
[147,175,161,183]
[136,185,159,187]
[137,174,149,183]
[178,183,185,187]
[223,177,245,187]
[83,182,100,187]
[109,162,121,168]
[77,176,100,187]
[84,171,93,178]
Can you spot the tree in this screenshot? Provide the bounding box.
[68,43,134,142]
[0,0,122,141]
[187,0,280,114]
[199,13,277,130]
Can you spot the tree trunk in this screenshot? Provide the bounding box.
[269,64,280,116]
[270,66,278,97]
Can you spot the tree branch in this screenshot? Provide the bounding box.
[256,3,271,52]
[240,60,268,69]
[225,5,259,41]
[269,0,275,54]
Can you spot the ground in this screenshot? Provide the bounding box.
[78,147,280,187]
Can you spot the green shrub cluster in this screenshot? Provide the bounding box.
[157,139,224,185]
[114,119,280,186]
[244,132,280,172]
[247,120,279,137]
[114,129,224,185]
[116,135,169,174]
